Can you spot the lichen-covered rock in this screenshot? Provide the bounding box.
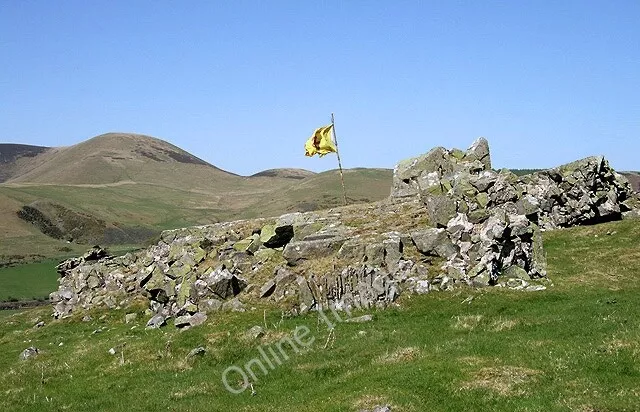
[523,156,632,229]
[259,267,296,300]
[411,228,458,258]
[198,298,223,313]
[205,266,247,300]
[259,223,294,248]
[243,325,265,341]
[424,195,457,228]
[283,238,346,265]
[145,314,165,329]
[233,234,261,254]
[465,137,491,169]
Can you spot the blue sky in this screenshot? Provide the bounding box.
[1,1,638,175]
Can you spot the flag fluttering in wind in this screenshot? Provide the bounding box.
[305,124,336,157]
[304,115,347,205]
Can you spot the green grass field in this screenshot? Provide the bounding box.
[0,309,20,319]
[0,259,60,301]
[0,219,639,411]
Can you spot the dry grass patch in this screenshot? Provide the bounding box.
[260,329,291,345]
[527,339,554,348]
[352,394,393,411]
[375,346,421,364]
[295,255,345,277]
[169,382,215,400]
[458,356,489,367]
[600,338,639,355]
[561,401,604,412]
[451,314,483,330]
[461,365,541,396]
[489,317,518,332]
[205,331,230,345]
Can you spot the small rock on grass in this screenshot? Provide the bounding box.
[186,346,206,359]
[146,314,166,329]
[243,325,265,341]
[20,347,39,361]
[360,406,391,412]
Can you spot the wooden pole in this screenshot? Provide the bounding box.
[331,113,348,205]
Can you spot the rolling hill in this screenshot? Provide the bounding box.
[3,133,239,186]
[0,133,392,261]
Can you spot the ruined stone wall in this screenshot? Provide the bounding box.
[51,138,639,328]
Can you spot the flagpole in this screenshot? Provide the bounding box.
[331,113,348,206]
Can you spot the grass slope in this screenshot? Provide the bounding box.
[0,169,393,260]
[246,168,393,217]
[1,219,639,411]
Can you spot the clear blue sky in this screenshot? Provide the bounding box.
[1,1,638,175]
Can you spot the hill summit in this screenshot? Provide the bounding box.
[4,133,237,185]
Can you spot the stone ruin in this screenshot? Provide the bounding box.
[50,138,640,328]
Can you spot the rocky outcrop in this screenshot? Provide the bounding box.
[391,138,636,230]
[51,138,639,326]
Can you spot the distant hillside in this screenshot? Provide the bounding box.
[251,168,316,180]
[4,133,240,186]
[0,133,393,260]
[0,143,50,163]
[622,172,640,192]
[0,144,50,183]
[245,168,393,217]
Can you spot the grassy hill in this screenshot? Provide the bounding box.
[3,133,237,185]
[243,168,393,217]
[0,218,638,411]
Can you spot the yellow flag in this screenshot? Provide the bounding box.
[305,124,337,157]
